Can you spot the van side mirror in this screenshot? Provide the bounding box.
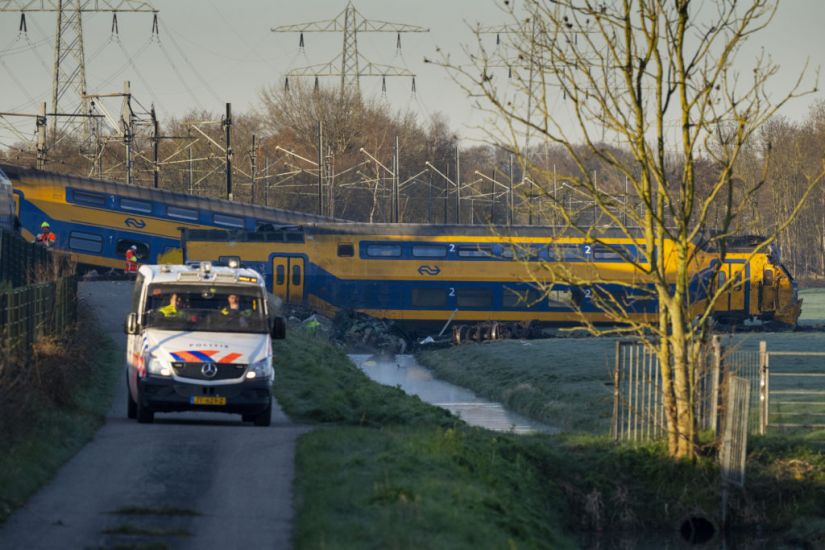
[271,316,286,340]
[124,312,139,335]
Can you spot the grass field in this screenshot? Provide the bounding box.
[799,288,825,325]
[275,325,825,547]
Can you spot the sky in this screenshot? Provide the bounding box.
[0,0,822,149]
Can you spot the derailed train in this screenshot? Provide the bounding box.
[181,224,802,335]
[1,163,338,270]
[1,163,801,333]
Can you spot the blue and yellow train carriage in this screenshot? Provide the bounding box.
[182,224,706,332]
[1,164,337,271]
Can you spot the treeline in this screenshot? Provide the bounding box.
[1,87,823,280]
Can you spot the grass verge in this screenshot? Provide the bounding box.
[276,327,825,547]
[0,311,119,523]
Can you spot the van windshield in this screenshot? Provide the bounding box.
[144,284,268,333]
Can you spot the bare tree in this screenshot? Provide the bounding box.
[440,0,823,458]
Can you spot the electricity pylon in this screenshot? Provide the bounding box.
[0,0,157,144]
[272,0,428,97]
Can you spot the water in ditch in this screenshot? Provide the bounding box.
[349,353,557,435]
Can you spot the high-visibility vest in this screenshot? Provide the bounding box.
[158,303,180,317]
[125,250,138,272]
[36,230,56,246]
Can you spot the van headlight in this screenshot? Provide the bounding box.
[246,357,272,380]
[147,355,172,377]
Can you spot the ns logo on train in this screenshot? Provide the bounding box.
[124,217,147,229]
[418,265,441,276]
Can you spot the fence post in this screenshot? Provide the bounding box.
[759,340,768,435]
[612,340,621,440]
[707,335,719,434]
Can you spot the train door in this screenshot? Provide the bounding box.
[760,266,777,313]
[272,256,305,304]
[721,261,749,316]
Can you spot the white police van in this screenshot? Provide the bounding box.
[124,261,285,426]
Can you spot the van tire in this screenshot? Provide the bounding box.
[252,402,272,427]
[127,386,137,419]
[136,392,154,424]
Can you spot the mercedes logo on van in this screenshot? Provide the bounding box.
[201,363,218,378]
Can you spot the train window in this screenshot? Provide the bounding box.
[116,239,149,260]
[337,243,354,257]
[547,244,587,261]
[457,245,493,257]
[256,222,275,232]
[763,269,774,286]
[366,244,401,257]
[275,265,285,285]
[292,264,301,286]
[213,213,244,228]
[547,289,575,307]
[411,288,448,308]
[503,287,541,308]
[592,245,623,261]
[498,246,538,260]
[457,288,492,308]
[412,245,447,258]
[68,231,103,253]
[120,197,152,213]
[72,190,106,207]
[168,206,198,221]
[732,271,743,291]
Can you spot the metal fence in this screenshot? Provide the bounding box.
[0,229,49,287]
[760,346,825,432]
[0,276,78,373]
[611,338,721,443]
[611,336,825,442]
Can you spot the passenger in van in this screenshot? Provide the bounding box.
[158,293,184,318]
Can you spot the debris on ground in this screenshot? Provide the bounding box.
[332,310,409,354]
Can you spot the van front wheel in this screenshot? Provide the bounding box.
[251,402,272,427]
[127,387,137,419]
[136,391,154,424]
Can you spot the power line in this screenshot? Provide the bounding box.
[0,0,158,144]
[272,0,428,97]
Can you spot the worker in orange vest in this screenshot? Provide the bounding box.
[125,245,139,274]
[35,221,56,247]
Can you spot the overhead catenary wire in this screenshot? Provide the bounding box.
[158,19,223,105]
[91,37,154,94]
[115,37,166,118]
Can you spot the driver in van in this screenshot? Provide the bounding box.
[221,294,252,318]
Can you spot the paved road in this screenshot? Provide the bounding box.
[0,281,308,549]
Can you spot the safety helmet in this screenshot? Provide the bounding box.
[40,221,50,229]
[130,245,137,250]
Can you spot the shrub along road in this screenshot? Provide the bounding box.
[0,281,308,549]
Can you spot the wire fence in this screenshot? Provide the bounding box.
[0,229,79,377]
[0,228,49,287]
[0,276,78,375]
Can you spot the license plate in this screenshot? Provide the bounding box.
[191,395,226,406]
